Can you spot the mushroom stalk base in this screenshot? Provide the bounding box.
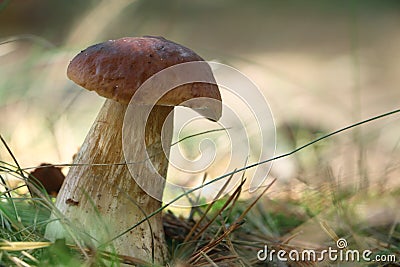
[45,99,172,264]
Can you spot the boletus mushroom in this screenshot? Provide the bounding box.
[44,36,222,264]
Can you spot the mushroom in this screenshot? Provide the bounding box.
[44,36,221,264]
[29,163,65,197]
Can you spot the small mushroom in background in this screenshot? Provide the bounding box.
[28,163,65,197]
[45,36,222,264]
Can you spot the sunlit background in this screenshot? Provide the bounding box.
[1,0,400,250]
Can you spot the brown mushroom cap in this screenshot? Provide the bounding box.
[67,36,221,118]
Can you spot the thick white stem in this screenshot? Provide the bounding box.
[45,99,173,264]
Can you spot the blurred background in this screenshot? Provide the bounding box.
[1,0,400,249]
